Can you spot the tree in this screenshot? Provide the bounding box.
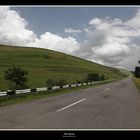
[86,73,100,81]
[46,79,56,87]
[100,74,106,81]
[55,79,66,87]
[76,80,81,84]
[4,65,28,90]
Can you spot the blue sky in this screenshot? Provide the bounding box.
[1,6,140,70]
[11,7,139,37]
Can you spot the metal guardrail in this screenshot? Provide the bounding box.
[0,80,108,97]
[0,91,7,97]
[36,87,48,92]
[16,89,31,94]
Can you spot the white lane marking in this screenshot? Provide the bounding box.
[104,88,110,91]
[57,98,87,112]
[103,87,111,97]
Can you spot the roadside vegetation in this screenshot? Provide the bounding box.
[4,65,29,90]
[133,77,140,93]
[46,79,67,87]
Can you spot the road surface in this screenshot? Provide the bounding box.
[0,77,140,129]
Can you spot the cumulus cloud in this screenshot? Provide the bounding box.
[0,6,36,46]
[64,27,82,35]
[0,6,80,55]
[77,11,140,70]
[127,9,140,28]
[89,17,101,25]
[29,32,80,54]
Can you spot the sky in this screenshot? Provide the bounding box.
[0,6,140,71]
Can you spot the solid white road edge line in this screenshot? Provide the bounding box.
[57,98,87,112]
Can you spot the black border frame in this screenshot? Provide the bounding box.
[0,0,140,139]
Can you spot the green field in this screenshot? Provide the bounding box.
[0,44,126,91]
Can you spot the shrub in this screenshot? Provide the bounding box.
[86,73,107,82]
[46,79,56,87]
[46,79,67,87]
[55,79,67,87]
[100,74,106,81]
[87,73,100,81]
[76,80,81,84]
[4,65,28,90]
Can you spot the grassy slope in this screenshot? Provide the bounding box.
[133,77,140,93]
[119,69,133,76]
[0,44,125,90]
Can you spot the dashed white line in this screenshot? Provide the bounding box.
[104,88,110,91]
[57,98,87,112]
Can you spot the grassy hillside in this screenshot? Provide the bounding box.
[0,44,126,90]
[118,69,133,76]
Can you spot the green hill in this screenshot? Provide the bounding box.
[0,44,125,90]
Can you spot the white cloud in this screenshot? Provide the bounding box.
[127,9,140,28]
[29,32,80,54]
[0,6,80,55]
[89,17,101,25]
[65,28,81,34]
[77,10,140,70]
[0,6,36,46]
[94,43,130,58]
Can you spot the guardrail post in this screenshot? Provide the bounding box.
[7,90,16,95]
[47,87,52,90]
[31,88,37,92]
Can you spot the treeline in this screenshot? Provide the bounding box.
[86,73,107,82]
[45,73,107,87]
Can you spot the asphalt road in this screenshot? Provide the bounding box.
[0,77,140,129]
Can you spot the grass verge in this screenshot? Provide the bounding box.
[133,77,140,93]
[0,78,124,107]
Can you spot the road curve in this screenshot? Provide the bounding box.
[0,77,140,129]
